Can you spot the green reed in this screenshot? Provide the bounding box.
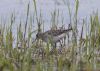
[0,0,100,71]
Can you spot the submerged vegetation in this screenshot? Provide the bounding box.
[0,0,100,71]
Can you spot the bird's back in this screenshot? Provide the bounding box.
[36,28,72,42]
[43,28,72,36]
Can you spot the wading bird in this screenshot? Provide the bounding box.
[36,27,72,50]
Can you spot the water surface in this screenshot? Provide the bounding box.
[0,0,100,32]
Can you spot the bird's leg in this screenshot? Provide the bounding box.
[54,43,56,49]
[59,40,63,48]
[58,40,63,53]
[64,36,66,46]
[67,32,70,47]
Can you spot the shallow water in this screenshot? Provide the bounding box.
[0,0,99,37]
[0,0,100,22]
[0,1,99,27]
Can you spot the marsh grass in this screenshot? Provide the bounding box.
[0,0,100,71]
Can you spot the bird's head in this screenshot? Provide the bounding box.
[36,32,43,39]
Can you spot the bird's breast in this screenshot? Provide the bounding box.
[53,33,66,42]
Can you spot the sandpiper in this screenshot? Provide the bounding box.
[36,27,72,48]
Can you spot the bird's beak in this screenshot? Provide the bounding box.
[32,38,37,43]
